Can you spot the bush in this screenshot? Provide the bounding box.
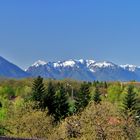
[4,102,53,139]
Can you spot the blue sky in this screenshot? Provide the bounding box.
[0,0,140,69]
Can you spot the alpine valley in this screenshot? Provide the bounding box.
[0,56,140,81]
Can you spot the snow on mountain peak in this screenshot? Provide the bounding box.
[86,59,96,67]
[26,58,140,81]
[120,64,138,72]
[63,60,76,67]
[78,59,85,64]
[29,59,140,73]
[93,61,114,68]
[32,60,47,67]
[53,60,76,68]
[30,59,115,70]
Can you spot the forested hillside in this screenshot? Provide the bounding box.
[0,78,140,139]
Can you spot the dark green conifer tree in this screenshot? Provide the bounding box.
[31,76,46,109]
[54,83,69,121]
[122,85,140,124]
[43,81,56,114]
[123,86,137,112]
[104,81,108,89]
[93,86,101,104]
[75,82,90,112]
[121,85,140,139]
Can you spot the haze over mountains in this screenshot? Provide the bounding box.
[0,56,140,81]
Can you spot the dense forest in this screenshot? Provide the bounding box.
[0,77,140,139]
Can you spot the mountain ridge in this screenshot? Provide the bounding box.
[0,55,140,81]
[0,56,30,78]
[26,59,140,81]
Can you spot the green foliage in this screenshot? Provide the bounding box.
[0,124,7,136]
[42,81,56,114]
[80,102,123,140]
[120,85,140,140]
[0,86,15,99]
[107,83,123,103]
[75,82,90,112]
[4,102,53,139]
[104,81,108,89]
[122,85,138,113]
[93,86,101,104]
[0,98,11,121]
[31,76,46,109]
[68,99,76,115]
[37,81,69,122]
[0,108,6,121]
[54,83,69,121]
[0,78,140,139]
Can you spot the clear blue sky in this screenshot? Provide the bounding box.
[0,0,140,69]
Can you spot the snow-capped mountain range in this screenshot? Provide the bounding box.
[26,59,140,81]
[0,55,140,81]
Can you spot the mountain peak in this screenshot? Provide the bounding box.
[0,56,29,78]
[120,64,138,72]
[26,59,140,81]
[93,61,115,68]
[53,59,76,68]
[86,59,96,66]
[78,59,85,64]
[32,60,47,67]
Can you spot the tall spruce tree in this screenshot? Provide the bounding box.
[54,83,69,121]
[121,86,140,139]
[75,82,90,112]
[31,76,46,109]
[43,81,56,114]
[122,85,138,117]
[123,86,137,110]
[93,86,101,104]
[104,81,108,89]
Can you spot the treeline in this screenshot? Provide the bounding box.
[0,77,140,139]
